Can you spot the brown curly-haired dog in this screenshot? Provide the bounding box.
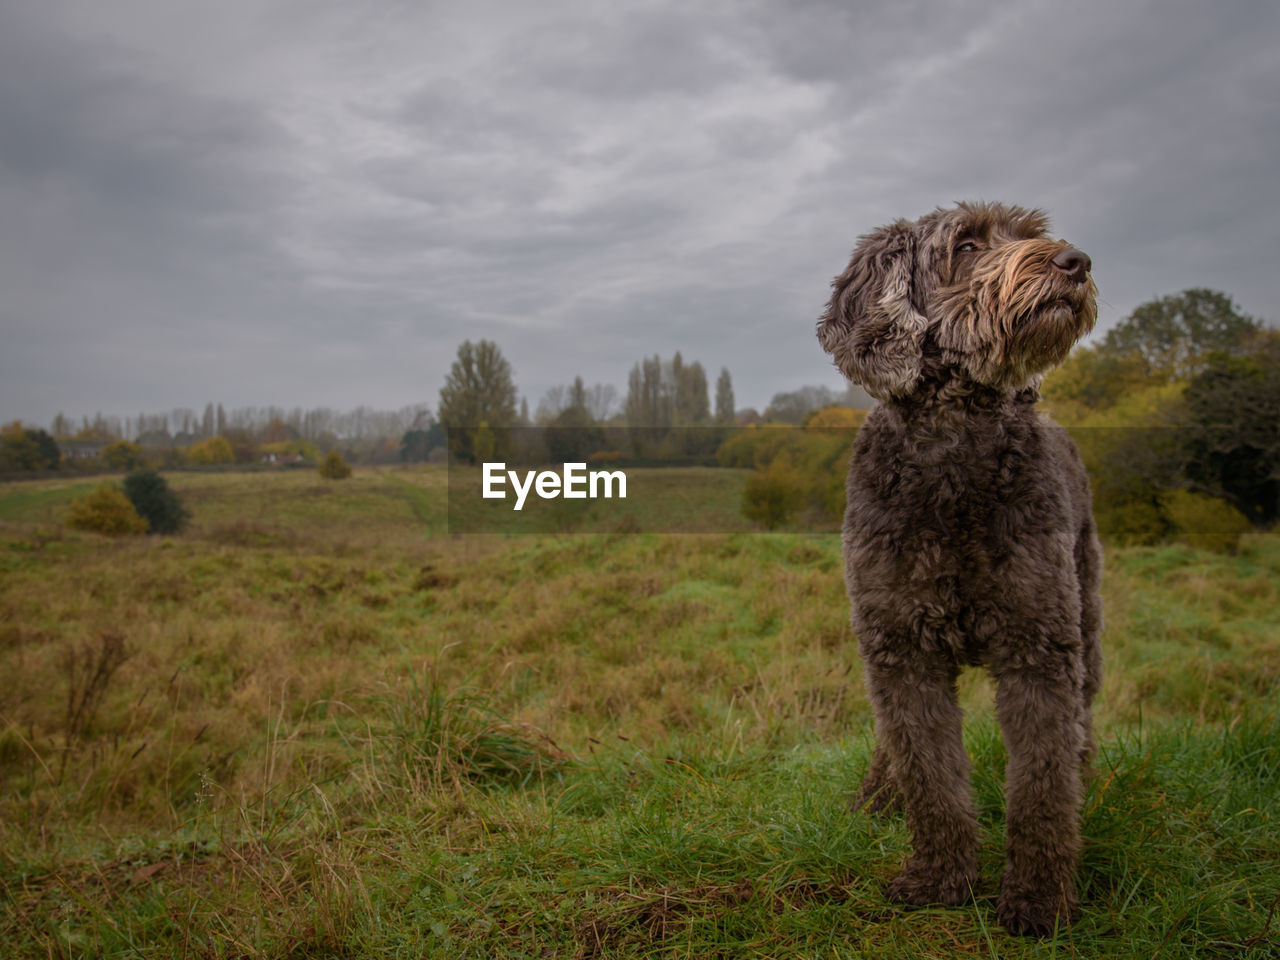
[817,201,1103,937]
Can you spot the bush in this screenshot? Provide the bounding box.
[717,425,794,469]
[101,440,144,471]
[1160,489,1252,554]
[1094,495,1171,546]
[742,459,805,530]
[803,405,867,430]
[718,424,854,522]
[318,450,352,479]
[66,484,148,536]
[123,469,190,535]
[186,436,235,465]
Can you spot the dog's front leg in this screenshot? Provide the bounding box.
[863,651,977,906]
[993,657,1085,936]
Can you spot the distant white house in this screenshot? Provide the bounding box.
[261,452,306,465]
[60,440,108,460]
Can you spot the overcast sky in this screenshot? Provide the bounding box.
[2,0,1277,428]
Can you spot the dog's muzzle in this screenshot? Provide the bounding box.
[1050,247,1091,284]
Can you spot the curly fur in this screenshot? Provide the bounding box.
[817,201,1103,937]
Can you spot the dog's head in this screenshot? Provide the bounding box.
[817,202,1098,399]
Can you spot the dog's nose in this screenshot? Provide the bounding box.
[1051,247,1092,283]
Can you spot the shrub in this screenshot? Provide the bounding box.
[719,424,853,522]
[318,450,353,479]
[66,484,148,536]
[1095,495,1171,546]
[1160,489,1252,554]
[186,436,235,465]
[123,469,190,534]
[803,405,867,429]
[717,425,794,469]
[742,459,805,530]
[100,440,144,471]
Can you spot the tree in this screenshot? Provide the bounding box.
[0,422,60,471]
[539,379,616,424]
[28,428,60,468]
[1102,288,1261,381]
[262,418,296,444]
[438,340,518,463]
[472,421,496,463]
[318,450,353,479]
[569,375,587,414]
[677,360,710,424]
[402,424,446,462]
[1047,289,1264,421]
[584,383,617,422]
[623,353,715,430]
[1181,333,1280,525]
[186,436,235,465]
[715,368,735,425]
[545,405,605,463]
[124,469,190,534]
[536,385,569,424]
[1042,345,1149,418]
[625,354,670,432]
[764,386,839,424]
[101,440,144,471]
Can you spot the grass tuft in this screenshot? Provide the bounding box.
[369,656,568,793]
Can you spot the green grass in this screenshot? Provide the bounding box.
[0,479,97,522]
[0,466,1277,957]
[446,464,761,534]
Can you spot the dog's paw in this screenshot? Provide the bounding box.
[885,861,974,907]
[996,887,1077,938]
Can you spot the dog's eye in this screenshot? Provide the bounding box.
[954,239,981,254]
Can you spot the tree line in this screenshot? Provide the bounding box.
[722,288,1275,545]
[1,403,435,473]
[430,337,873,466]
[6,284,1273,547]
[1041,287,1278,541]
[2,331,865,474]
[434,339,746,464]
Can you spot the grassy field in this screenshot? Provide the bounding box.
[0,465,1277,958]
[446,464,762,534]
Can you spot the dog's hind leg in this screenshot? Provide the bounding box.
[863,649,977,906]
[855,741,902,815]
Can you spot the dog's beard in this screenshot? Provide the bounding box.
[1010,293,1097,370]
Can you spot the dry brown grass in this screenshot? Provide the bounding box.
[0,467,1277,957]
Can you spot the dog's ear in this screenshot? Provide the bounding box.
[817,220,926,400]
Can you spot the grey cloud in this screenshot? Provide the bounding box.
[1,0,1277,427]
